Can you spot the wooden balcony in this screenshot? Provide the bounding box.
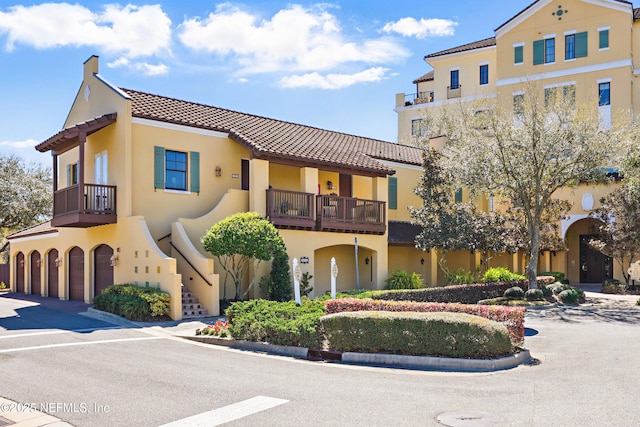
[316,195,386,235]
[267,189,316,230]
[52,184,117,227]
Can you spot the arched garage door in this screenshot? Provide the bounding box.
[94,244,114,297]
[48,250,59,298]
[30,251,41,295]
[69,247,85,301]
[15,252,24,293]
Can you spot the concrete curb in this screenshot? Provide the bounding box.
[80,307,142,328]
[180,335,532,372]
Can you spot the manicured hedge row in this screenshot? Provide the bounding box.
[325,298,526,346]
[321,311,512,358]
[226,299,325,348]
[93,284,170,321]
[369,277,556,305]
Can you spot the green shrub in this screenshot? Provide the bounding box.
[445,269,476,286]
[558,289,579,303]
[548,282,567,295]
[226,299,325,348]
[384,270,424,290]
[636,299,640,306]
[259,249,293,302]
[504,286,525,299]
[525,289,544,301]
[483,267,526,283]
[321,311,512,358]
[538,272,565,282]
[540,285,553,297]
[601,279,624,294]
[93,284,170,320]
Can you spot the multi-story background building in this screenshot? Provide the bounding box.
[395,0,638,284]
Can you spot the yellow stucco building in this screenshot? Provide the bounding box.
[8,56,429,319]
[395,0,637,285]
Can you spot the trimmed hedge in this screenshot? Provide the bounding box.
[370,281,531,304]
[321,311,513,358]
[93,284,170,321]
[325,298,525,346]
[226,299,325,348]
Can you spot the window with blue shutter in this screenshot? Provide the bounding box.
[388,177,397,210]
[599,29,609,49]
[575,32,588,58]
[533,40,544,65]
[190,151,200,193]
[454,188,462,203]
[514,45,523,64]
[154,146,165,189]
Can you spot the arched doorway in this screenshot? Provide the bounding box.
[68,247,85,301]
[30,251,41,295]
[15,252,24,293]
[48,250,59,298]
[94,244,114,297]
[564,217,612,283]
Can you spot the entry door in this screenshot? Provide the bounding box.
[94,245,114,297]
[580,235,613,283]
[339,174,352,197]
[30,251,41,295]
[48,250,59,298]
[16,252,24,293]
[94,151,108,210]
[69,247,85,301]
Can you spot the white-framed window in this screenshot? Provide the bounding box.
[514,43,524,65]
[598,26,610,50]
[411,118,427,137]
[479,63,489,86]
[154,146,200,193]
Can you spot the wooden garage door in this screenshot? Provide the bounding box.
[69,247,85,301]
[30,251,41,295]
[15,252,24,293]
[48,250,59,298]
[94,245,113,297]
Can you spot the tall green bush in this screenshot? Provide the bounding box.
[93,284,170,320]
[384,270,424,290]
[259,249,293,302]
[483,267,525,283]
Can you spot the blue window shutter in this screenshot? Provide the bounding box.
[599,29,609,49]
[388,177,397,210]
[154,146,165,189]
[190,151,200,193]
[455,188,463,203]
[575,32,588,58]
[533,40,544,65]
[514,46,523,64]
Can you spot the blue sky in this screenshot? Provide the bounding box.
[0,0,534,166]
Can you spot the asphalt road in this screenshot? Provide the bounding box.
[1,292,639,427]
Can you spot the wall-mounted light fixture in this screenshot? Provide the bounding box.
[35,258,41,268]
[327,180,336,190]
[19,259,24,268]
[55,257,63,268]
[110,254,119,267]
[215,166,222,177]
[420,258,425,265]
[365,257,369,265]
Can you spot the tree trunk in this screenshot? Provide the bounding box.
[528,224,541,289]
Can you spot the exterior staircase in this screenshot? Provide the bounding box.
[182,285,209,319]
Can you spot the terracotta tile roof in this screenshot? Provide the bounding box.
[425,37,496,59]
[388,221,422,246]
[413,70,434,84]
[122,89,423,176]
[7,221,57,240]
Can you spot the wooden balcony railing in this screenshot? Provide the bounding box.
[316,195,386,235]
[267,189,315,230]
[267,189,386,234]
[52,183,117,227]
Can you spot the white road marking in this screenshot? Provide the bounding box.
[0,326,122,340]
[0,336,163,353]
[159,396,289,427]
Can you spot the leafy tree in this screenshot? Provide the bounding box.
[588,186,640,285]
[431,81,615,288]
[411,149,508,275]
[0,153,52,262]
[259,247,293,302]
[202,212,284,300]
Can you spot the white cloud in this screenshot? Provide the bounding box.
[382,17,457,39]
[0,3,171,57]
[107,57,169,76]
[279,67,389,90]
[178,4,409,75]
[0,139,38,149]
